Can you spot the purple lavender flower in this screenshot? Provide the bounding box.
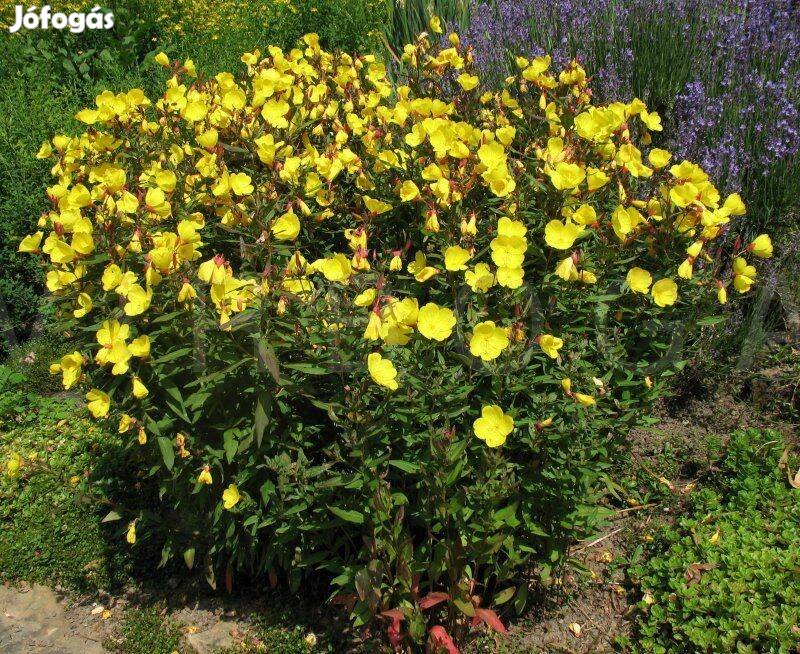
[461,0,800,213]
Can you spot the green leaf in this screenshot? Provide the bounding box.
[223,430,238,463]
[453,597,475,617]
[156,436,175,471]
[328,506,365,524]
[388,459,418,473]
[493,586,516,605]
[253,390,271,447]
[257,338,281,383]
[151,346,193,364]
[283,362,328,375]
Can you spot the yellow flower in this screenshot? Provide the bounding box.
[457,73,479,91]
[417,303,456,341]
[367,352,398,391]
[354,288,376,307]
[547,162,585,190]
[261,98,290,128]
[126,521,136,545]
[18,232,43,253]
[678,258,693,280]
[123,284,152,317]
[229,172,254,196]
[53,351,83,390]
[178,282,197,302]
[86,388,110,418]
[6,452,22,478]
[102,264,123,291]
[571,204,597,226]
[118,414,134,433]
[132,377,149,399]
[717,284,728,305]
[154,52,170,67]
[733,257,757,293]
[73,292,93,318]
[222,484,241,510]
[363,196,393,214]
[473,405,514,447]
[129,335,150,358]
[407,251,438,282]
[669,183,699,208]
[272,212,301,241]
[497,216,526,238]
[429,15,443,33]
[496,266,524,289]
[651,278,678,307]
[198,467,213,485]
[574,392,596,407]
[721,193,746,216]
[749,234,772,258]
[444,245,470,271]
[544,219,582,250]
[469,321,509,361]
[538,334,563,359]
[465,263,495,292]
[555,256,579,281]
[648,148,671,168]
[399,180,420,202]
[586,167,610,191]
[363,312,382,341]
[318,254,353,281]
[626,267,652,294]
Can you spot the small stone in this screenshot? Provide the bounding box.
[184,620,238,654]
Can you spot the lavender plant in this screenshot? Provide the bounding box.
[461,0,800,236]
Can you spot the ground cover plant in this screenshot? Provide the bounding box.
[0,364,132,592]
[628,429,800,653]
[13,10,778,649]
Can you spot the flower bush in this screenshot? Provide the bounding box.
[19,24,772,648]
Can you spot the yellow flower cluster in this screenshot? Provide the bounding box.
[20,28,770,501]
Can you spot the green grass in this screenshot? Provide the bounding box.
[626,429,800,653]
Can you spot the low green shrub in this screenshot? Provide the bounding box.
[628,429,800,654]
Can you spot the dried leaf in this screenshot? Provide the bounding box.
[788,467,800,489]
[684,562,715,587]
